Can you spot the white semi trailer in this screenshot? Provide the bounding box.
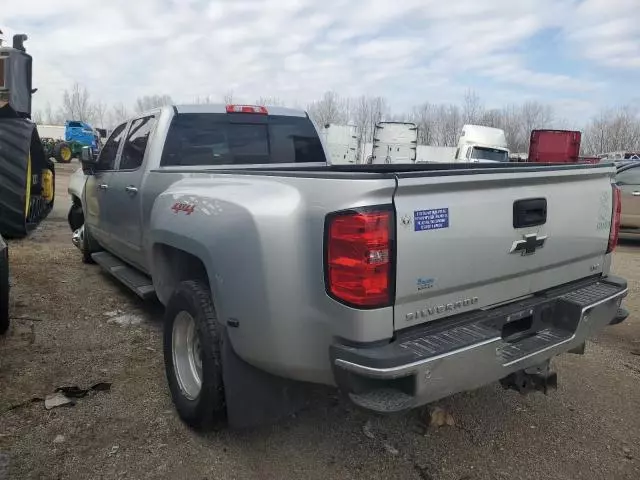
[320,124,359,164]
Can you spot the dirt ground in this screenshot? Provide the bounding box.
[1,163,639,480]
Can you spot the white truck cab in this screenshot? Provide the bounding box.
[456,124,510,163]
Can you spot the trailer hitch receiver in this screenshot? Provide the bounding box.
[500,362,557,395]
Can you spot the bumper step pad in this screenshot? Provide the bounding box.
[349,389,415,413]
[333,277,627,413]
[334,278,627,372]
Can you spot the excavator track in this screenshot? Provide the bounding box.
[0,117,54,238]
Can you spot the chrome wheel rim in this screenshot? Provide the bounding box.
[72,224,84,250]
[172,311,202,400]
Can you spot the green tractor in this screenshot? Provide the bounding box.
[0,32,55,333]
[38,121,104,163]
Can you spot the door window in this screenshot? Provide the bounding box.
[119,115,157,170]
[96,123,127,171]
[617,166,640,186]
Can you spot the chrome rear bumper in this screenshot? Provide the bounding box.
[332,276,627,413]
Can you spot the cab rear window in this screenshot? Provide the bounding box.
[160,113,325,166]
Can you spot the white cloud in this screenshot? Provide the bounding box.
[2,0,636,122]
[566,0,640,69]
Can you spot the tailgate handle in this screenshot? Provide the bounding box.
[513,198,547,228]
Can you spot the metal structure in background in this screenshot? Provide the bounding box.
[0,31,55,334]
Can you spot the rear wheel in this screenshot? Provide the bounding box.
[0,245,10,335]
[163,280,226,430]
[54,142,72,163]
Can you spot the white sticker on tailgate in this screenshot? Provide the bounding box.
[413,208,449,232]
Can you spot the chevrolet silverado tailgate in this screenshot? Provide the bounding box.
[392,165,615,329]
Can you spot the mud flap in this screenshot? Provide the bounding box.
[220,329,306,429]
[609,306,629,326]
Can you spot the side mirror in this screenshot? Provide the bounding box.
[81,146,97,164]
[81,146,98,175]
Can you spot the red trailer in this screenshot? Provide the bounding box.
[528,130,581,163]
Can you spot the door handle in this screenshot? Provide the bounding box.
[632,191,640,196]
[98,184,108,190]
[513,198,547,228]
[125,186,138,194]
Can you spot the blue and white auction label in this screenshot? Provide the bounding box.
[414,208,449,232]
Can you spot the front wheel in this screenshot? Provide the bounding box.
[68,203,84,232]
[163,280,226,430]
[79,224,101,264]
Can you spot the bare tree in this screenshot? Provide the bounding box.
[194,95,215,104]
[479,108,503,129]
[462,89,483,125]
[93,101,108,128]
[368,96,389,128]
[255,96,286,106]
[43,82,640,158]
[351,95,371,158]
[41,102,65,125]
[31,110,44,124]
[307,91,348,127]
[109,102,130,127]
[499,104,525,152]
[409,102,437,145]
[582,106,640,155]
[62,82,95,123]
[518,101,554,151]
[437,104,462,146]
[134,94,173,114]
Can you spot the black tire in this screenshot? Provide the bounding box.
[0,118,34,238]
[163,280,226,430]
[0,244,10,335]
[81,224,100,264]
[54,142,72,163]
[68,203,84,232]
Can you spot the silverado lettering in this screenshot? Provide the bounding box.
[406,297,479,321]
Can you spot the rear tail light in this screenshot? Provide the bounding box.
[226,104,268,114]
[325,207,394,308]
[608,184,621,253]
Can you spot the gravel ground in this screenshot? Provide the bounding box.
[0,162,639,480]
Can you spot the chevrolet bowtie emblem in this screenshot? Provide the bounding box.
[510,233,547,255]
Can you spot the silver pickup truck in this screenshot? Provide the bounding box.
[71,104,628,430]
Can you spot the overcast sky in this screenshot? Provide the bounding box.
[3,0,640,121]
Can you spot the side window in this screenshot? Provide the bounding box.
[119,115,157,170]
[616,166,640,186]
[96,123,127,171]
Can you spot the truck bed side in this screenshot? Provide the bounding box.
[141,162,615,384]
